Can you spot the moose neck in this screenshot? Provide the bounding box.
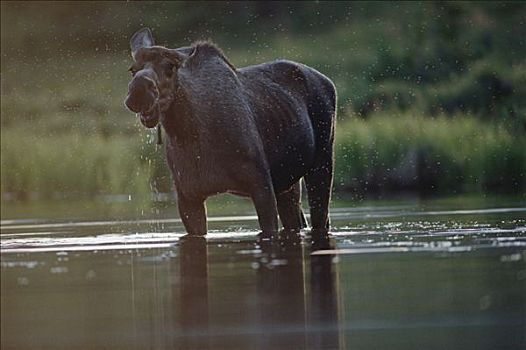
[161,83,202,147]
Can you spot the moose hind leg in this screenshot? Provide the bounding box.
[304,159,333,231]
[178,193,207,236]
[277,181,307,231]
[251,186,279,238]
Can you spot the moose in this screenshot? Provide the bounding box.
[124,28,336,238]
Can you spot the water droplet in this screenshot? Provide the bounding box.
[85,270,97,280]
[17,277,29,286]
[50,266,68,274]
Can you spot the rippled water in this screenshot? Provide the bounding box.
[1,196,525,349]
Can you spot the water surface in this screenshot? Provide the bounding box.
[1,196,525,349]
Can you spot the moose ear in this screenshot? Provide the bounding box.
[130,28,155,60]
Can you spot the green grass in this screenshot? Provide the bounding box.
[0,127,169,200]
[335,112,526,194]
[2,111,524,201]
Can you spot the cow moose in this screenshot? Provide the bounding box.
[124,28,336,238]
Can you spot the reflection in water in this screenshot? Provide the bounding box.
[174,231,342,349]
[257,233,306,349]
[176,236,209,349]
[309,233,341,349]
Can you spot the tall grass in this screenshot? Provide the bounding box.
[0,127,170,200]
[2,113,524,200]
[335,112,526,194]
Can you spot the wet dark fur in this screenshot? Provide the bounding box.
[128,37,336,237]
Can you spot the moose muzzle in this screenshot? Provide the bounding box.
[125,73,160,128]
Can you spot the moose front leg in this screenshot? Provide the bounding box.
[178,193,207,236]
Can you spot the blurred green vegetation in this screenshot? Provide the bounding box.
[1,1,525,202]
[335,113,526,194]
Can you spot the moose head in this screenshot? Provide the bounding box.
[124,28,192,128]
